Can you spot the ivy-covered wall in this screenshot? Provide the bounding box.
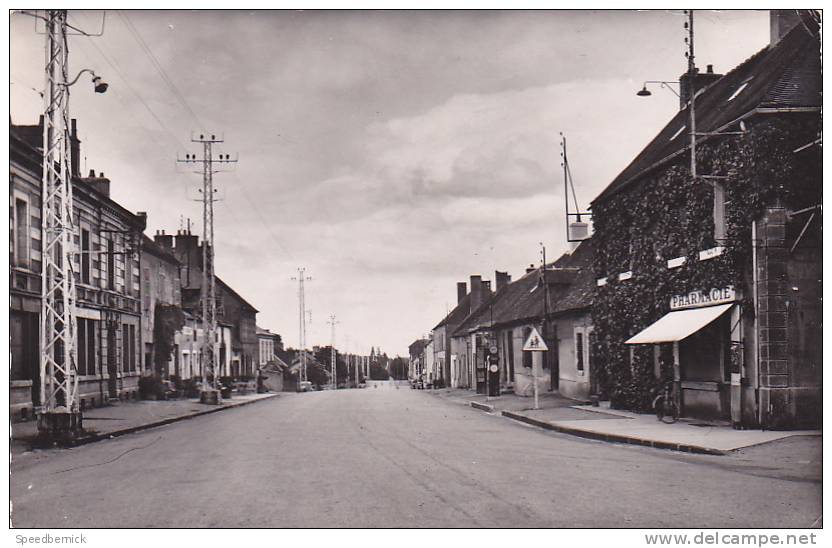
[590,115,821,412]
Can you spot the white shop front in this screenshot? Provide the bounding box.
[626,287,745,423]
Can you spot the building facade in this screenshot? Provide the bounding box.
[11,120,147,421]
[140,235,183,377]
[589,13,821,428]
[154,230,259,379]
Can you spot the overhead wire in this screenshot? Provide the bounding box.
[116,10,205,131]
[67,13,295,264]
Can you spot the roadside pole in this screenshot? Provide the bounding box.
[533,358,539,410]
[523,327,548,410]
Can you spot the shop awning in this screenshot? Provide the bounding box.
[625,303,733,344]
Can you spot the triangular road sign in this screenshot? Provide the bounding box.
[522,327,548,352]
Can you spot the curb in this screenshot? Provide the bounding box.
[470,401,495,413]
[501,410,727,456]
[33,394,280,449]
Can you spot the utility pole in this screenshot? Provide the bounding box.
[538,243,550,409]
[177,134,237,403]
[291,268,311,390]
[328,314,339,390]
[685,9,697,179]
[38,10,81,438]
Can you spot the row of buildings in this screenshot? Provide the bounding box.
[410,11,821,429]
[10,118,287,421]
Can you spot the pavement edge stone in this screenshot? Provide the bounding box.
[500,410,727,456]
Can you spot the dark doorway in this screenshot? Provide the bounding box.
[547,324,559,391]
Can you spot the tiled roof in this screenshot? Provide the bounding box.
[408,339,429,355]
[433,293,472,330]
[592,19,820,204]
[452,238,595,336]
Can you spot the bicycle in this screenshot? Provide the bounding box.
[652,379,680,424]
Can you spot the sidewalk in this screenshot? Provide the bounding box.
[430,387,821,455]
[11,392,279,455]
[430,387,614,420]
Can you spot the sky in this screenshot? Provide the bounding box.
[10,9,770,356]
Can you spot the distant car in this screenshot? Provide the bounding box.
[299,381,313,392]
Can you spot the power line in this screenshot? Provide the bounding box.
[67,13,186,151]
[117,10,205,130]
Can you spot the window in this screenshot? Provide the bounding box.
[81,229,91,284]
[78,320,87,375]
[121,323,136,373]
[77,319,97,375]
[124,256,133,297]
[122,324,130,373]
[14,198,29,268]
[130,325,136,372]
[713,181,727,242]
[727,81,749,102]
[576,331,585,373]
[506,330,515,380]
[10,311,38,381]
[107,239,115,290]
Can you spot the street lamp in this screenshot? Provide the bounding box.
[64,68,108,93]
[636,81,680,98]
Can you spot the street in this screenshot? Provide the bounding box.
[10,384,821,528]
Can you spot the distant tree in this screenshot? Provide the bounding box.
[388,356,408,380]
[306,360,330,388]
[369,361,389,380]
[153,303,185,376]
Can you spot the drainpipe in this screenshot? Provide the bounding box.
[751,220,761,426]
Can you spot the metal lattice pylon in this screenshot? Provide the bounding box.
[177,134,236,391]
[39,10,79,415]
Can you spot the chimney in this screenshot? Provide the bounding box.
[155,230,174,250]
[135,211,147,231]
[456,282,467,304]
[679,64,722,109]
[525,263,536,274]
[469,275,483,311]
[482,280,492,293]
[174,230,200,263]
[70,119,80,178]
[81,169,111,197]
[770,10,803,46]
[495,270,511,292]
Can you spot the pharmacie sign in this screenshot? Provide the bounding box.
[670,286,736,310]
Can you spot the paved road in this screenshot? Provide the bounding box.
[10,382,821,528]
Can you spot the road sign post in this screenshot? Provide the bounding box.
[523,327,548,410]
